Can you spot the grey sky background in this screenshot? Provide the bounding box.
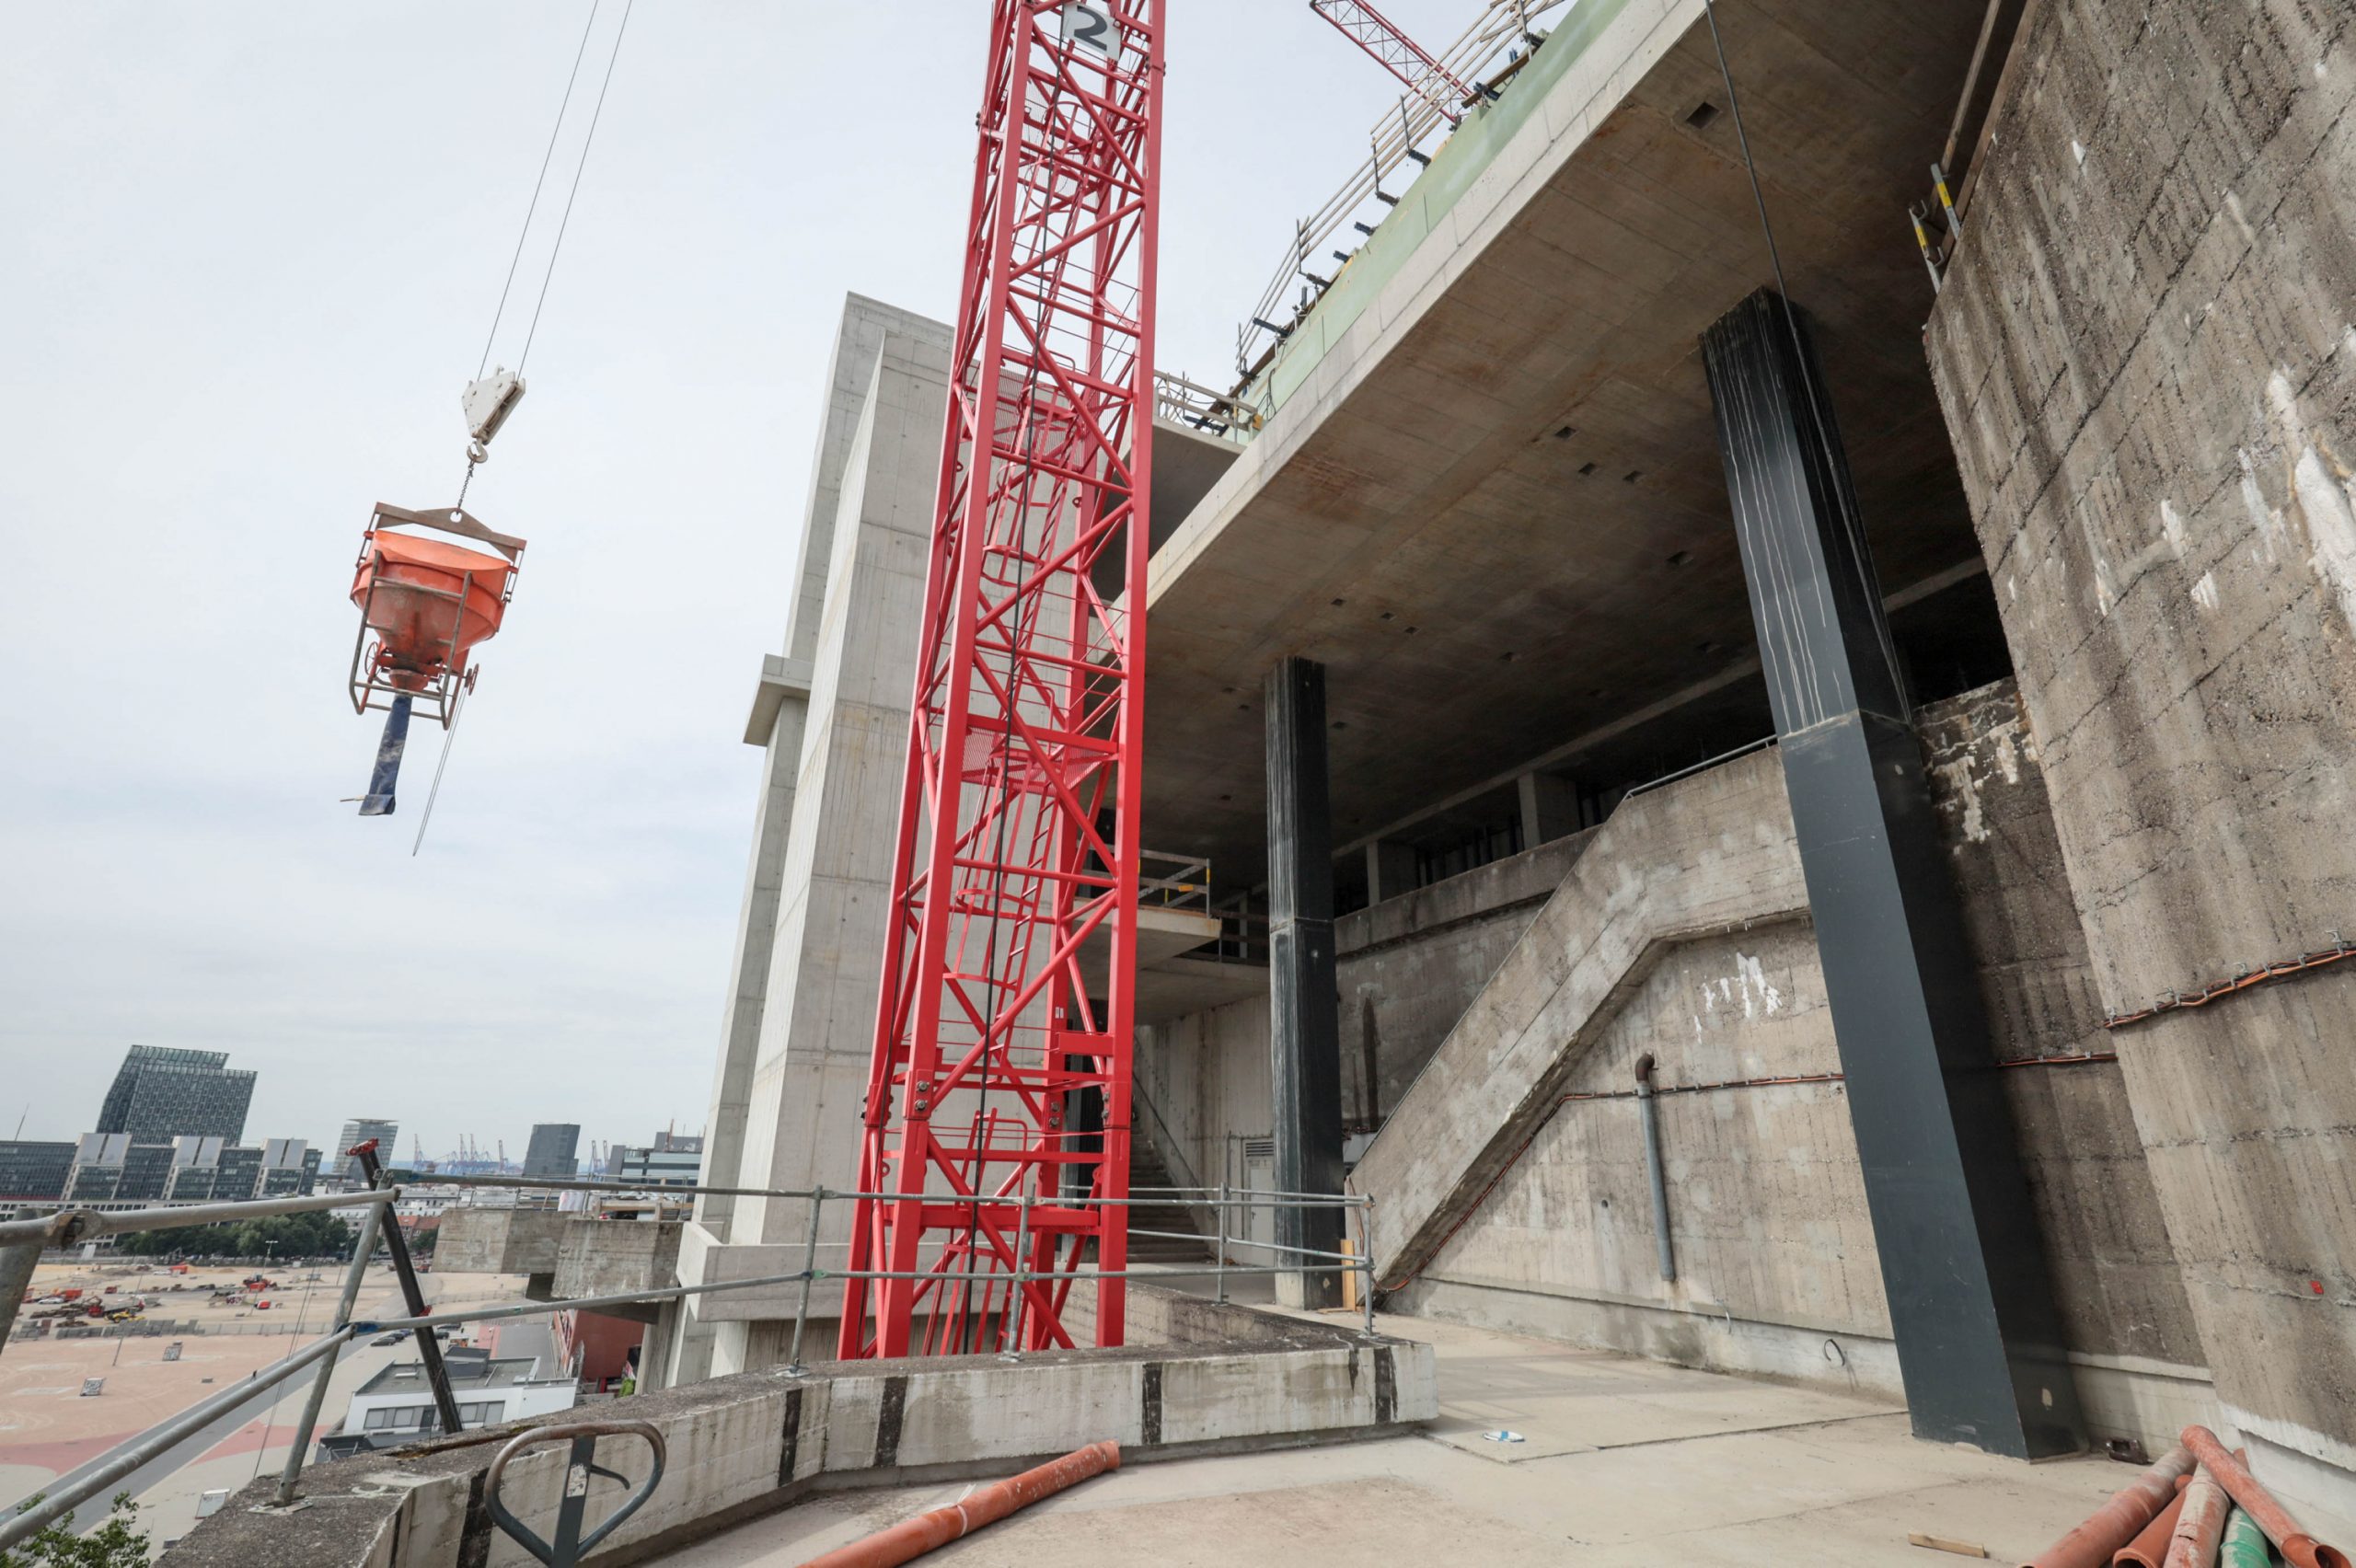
[0,1,1480,1164]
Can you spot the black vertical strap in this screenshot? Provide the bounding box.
[353,1142,465,1437]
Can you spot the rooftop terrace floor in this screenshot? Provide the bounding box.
[669,1311,2135,1565]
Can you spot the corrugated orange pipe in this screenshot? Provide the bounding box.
[2165,1464,2230,1568]
[2114,1475,2190,1568]
[798,1441,1121,1568]
[2024,1446,2196,1568]
[2181,1426,2353,1568]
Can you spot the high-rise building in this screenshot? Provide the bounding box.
[96,1044,257,1142]
[331,1119,400,1184]
[523,1124,581,1178]
[0,1141,76,1202]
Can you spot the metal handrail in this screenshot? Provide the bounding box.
[1,1175,1377,1550]
[0,1186,398,1249]
[1232,0,1573,381]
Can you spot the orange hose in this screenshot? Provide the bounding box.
[799,1441,1121,1568]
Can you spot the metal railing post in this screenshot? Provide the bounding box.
[273,1203,385,1504]
[0,1239,44,1347]
[1214,1181,1229,1305]
[1006,1192,1033,1357]
[786,1189,824,1375]
[1355,1199,1376,1336]
[351,1142,464,1435]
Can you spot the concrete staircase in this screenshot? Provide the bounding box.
[1123,1138,1214,1267]
[1349,748,1810,1293]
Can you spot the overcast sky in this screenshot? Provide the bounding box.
[0,1,1490,1164]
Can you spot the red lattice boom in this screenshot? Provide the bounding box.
[839,0,1164,1359]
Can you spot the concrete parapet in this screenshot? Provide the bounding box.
[549,1220,682,1322]
[158,1288,1434,1568]
[433,1209,567,1278]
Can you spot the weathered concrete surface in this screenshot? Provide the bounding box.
[1346,684,2203,1450]
[1350,747,1809,1290]
[548,1219,684,1323]
[433,1208,566,1278]
[158,1290,1433,1568]
[1925,0,2356,1525]
[671,1316,2154,1568]
[1335,831,1596,1131]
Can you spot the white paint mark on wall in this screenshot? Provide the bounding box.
[2239,448,2289,562]
[2266,370,2356,635]
[2224,189,2258,245]
[2192,571,2221,611]
[1735,953,1783,1018]
[2160,499,2188,558]
[2072,138,2087,167]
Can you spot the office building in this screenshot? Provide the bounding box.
[330,1118,399,1184]
[522,1123,580,1179]
[0,1141,76,1203]
[95,1044,256,1142]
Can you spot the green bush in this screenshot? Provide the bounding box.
[0,1493,149,1568]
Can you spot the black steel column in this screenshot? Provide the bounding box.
[1702,288,2083,1459]
[1265,655,1345,1309]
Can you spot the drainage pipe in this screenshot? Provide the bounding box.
[2022,1445,2195,1568]
[2222,1507,2278,1568]
[2181,1425,2353,1568]
[800,1441,1120,1568]
[2113,1474,2189,1568]
[1634,1055,1675,1283]
[2165,1465,2230,1568]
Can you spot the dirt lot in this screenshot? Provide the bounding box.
[4,1262,537,1551]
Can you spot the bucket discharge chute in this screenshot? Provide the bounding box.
[347,502,525,817]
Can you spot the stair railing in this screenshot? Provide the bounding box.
[1128,1080,1219,1250]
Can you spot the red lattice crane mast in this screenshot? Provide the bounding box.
[839,0,1164,1359]
[1309,0,1476,123]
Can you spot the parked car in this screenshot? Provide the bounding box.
[370,1331,406,1346]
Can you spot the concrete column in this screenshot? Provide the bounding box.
[1702,288,2082,1460]
[1364,840,1416,905]
[694,659,813,1241]
[1516,771,1576,847]
[1264,656,1346,1309]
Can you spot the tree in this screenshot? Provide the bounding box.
[0,1493,150,1568]
[114,1213,353,1261]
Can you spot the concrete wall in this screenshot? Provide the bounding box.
[1334,832,1594,1131]
[162,1293,1436,1568]
[1336,683,2202,1452]
[1137,833,1594,1189]
[1924,0,2356,1525]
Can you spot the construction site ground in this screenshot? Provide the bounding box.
[2,1263,535,1550]
[670,1312,2137,1566]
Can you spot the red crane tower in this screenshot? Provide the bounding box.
[1308,0,1476,123]
[839,0,1165,1359]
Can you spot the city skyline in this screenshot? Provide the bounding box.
[6,1049,702,1169]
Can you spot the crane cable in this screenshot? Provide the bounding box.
[455,0,635,512]
[422,0,634,851]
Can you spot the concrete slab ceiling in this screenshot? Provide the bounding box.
[1138,0,2004,885]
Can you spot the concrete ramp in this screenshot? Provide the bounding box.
[1351,748,1808,1290]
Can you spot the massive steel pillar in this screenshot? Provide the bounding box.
[839,0,1163,1359]
[1701,288,2083,1459]
[1265,655,1346,1309]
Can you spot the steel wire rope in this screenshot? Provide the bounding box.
[422,0,633,851]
